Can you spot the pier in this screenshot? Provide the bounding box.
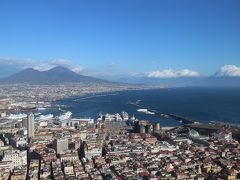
[130,100,240,140]
[162,113,194,124]
[130,101,194,125]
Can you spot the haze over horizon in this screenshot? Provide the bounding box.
[1,0,240,81]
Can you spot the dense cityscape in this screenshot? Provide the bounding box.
[0,92,240,180]
[0,83,161,102]
[1,0,240,179]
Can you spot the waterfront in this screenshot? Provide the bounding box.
[1,108,239,179]
[1,87,240,179]
[55,87,240,126]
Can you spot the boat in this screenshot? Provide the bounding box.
[58,111,72,121]
[145,111,155,115]
[34,112,41,116]
[37,107,46,111]
[8,113,28,120]
[137,109,148,113]
[137,109,155,115]
[36,114,54,121]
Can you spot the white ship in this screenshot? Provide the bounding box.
[37,107,46,111]
[137,109,155,115]
[58,111,72,121]
[36,114,54,121]
[8,113,28,120]
[34,112,41,116]
[145,111,155,115]
[137,109,148,113]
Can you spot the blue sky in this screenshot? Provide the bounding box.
[0,0,240,79]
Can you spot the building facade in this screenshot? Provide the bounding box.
[1,149,27,168]
[53,138,68,154]
[27,113,35,139]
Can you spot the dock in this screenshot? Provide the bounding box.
[130,101,194,124]
[130,100,240,140]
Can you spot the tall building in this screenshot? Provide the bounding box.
[27,113,35,139]
[139,124,146,134]
[53,138,68,154]
[146,124,153,134]
[153,123,160,133]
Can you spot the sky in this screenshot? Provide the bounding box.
[0,0,240,80]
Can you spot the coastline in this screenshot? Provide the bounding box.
[53,87,240,126]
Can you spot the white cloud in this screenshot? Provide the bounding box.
[215,65,240,77]
[0,57,84,73]
[147,69,176,78]
[32,63,55,71]
[147,69,200,78]
[177,69,200,77]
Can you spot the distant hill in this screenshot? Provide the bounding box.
[118,76,240,87]
[1,66,240,87]
[0,66,115,85]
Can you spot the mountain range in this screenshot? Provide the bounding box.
[119,76,240,87]
[0,66,113,85]
[0,66,240,87]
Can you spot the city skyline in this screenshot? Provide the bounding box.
[0,0,240,80]
[1,1,240,179]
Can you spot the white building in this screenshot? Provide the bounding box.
[0,111,7,118]
[60,118,94,127]
[53,138,68,154]
[39,121,48,127]
[0,139,4,147]
[84,143,102,159]
[1,149,27,168]
[60,152,79,163]
[27,113,35,138]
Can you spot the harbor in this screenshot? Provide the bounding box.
[130,100,240,140]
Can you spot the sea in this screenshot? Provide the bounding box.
[50,87,240,127]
